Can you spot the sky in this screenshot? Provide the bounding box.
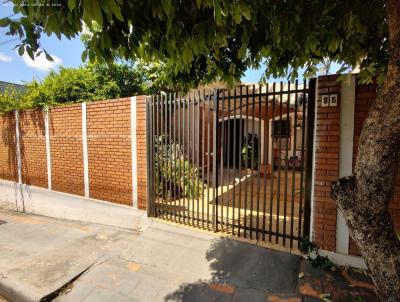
[0,3,85,84]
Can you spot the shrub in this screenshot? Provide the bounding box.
[300,237,337,272]
[0,87,33,114]
[154,134,205,199]
[0,62,163,114]
[241,133,259,169]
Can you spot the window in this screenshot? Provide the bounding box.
[273,119,290,138]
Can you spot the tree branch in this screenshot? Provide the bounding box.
[331,176,357,214]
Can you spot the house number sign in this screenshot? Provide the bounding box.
[321,94,338,107]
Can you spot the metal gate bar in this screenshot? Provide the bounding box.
[146,81,314,249]
[262,83,269,241]
[238,87,243,237]
[220,91,225,231]
[232,88,237,236]
[290,80,299,249]
[226,90,231,233]
[276,82,282,244]
[269,83,275,242]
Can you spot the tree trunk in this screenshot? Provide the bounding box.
[331,1,400,301]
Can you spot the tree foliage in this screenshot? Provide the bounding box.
[0,87,30,114]
[90,62,157,97]
[0,61,160,114]
[27,66,104,105]
[0,0,387,87]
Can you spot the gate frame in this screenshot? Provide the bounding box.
[146,96,155,217]
[145,81,316,246]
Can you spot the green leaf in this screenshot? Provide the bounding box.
[161,0,171,15]
[45,53,54,62]
[91,1,104,27]
[88,49,95,62]
[110,0,124,21]
[67,0,76,10]
[0,17,11,27]
[238,43,247,59]
[233,6,242,23]
[17,26,23,38]
[241,3,251,21]
[46,17,58,33]
[328,39,339,52]
[18,46,24,56]
[214,0,221,25]
[27,48,34,60]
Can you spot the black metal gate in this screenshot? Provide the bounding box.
[146,79,315,249]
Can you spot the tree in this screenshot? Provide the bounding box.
[0,62,160,112]
[25,66,105,105]
[90,62,155,96]
[0,87,31,114]
[1,1,399,300]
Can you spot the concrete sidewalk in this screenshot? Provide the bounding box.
[0,209,377,302]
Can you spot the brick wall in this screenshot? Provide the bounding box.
[313,75,341,251]
[0,113,17,181]
[19,110,48,188]
[87,98,132,205]
[312,76,400,255]
[0,97,148,210]
[49,104,84,196]
[136,96,148,209]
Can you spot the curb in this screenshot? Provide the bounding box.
[0,276,40,302]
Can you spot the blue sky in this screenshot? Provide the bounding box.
[0,3,85,84]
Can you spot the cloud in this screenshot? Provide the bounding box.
[22,51,62,72]
[0,52,12,62]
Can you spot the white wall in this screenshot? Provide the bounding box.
[336,75,356,254]
[0,179,148,231]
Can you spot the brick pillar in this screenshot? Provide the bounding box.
[312,76,400,256]
[135,95,148,210]
[312,75,341,251]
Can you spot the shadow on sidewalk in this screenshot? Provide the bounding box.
[164,237,378,302]
[165,237,300,301]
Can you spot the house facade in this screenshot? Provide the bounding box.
[0,74,398,268]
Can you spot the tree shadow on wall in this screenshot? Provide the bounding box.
[164,237,300,302]
[1,109,46,183]
[1,112,18,181]
[17,109,46,186]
